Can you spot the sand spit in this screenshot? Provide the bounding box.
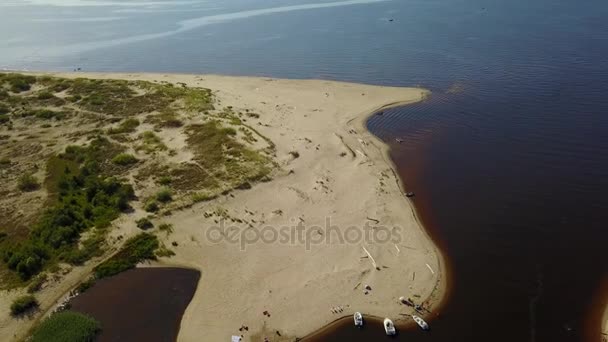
[2,72,445,341]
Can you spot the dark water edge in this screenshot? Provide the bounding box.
[307,91,608,341]
[69,267,200,342]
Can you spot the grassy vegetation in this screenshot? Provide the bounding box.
[0,138,134,280]
[0,73,276,289]
[108,118,139,134]
[10,294,39,316]
[18,173,40,192]
[136,131,167,154]
[136,217,154,229]
[1,73,36,93]
[158,223,174,235]
[183,120,272,192]
[144,201,159,213]
[27,273,47,293]
[156,188,172,203]
[111,153,138,166]
[31,311,101,342]
[93,233,158,278]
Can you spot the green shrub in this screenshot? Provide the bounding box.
[1,140,135,280]
[27,273,47,293]
[24,109,66,120]
[144,201,159,213]
[4,73,36,93]
[37,91,54,100]
[157,176,172,185]
[108,118,139,134]
[75,278,95,294]
[93,233,158,278]
[0,103,9,115]
[18,173,40,192]
[156,188,172,203]
[31,311,101,342]
[136,217,154,230]
[10,295,39,316]
[111,153,137,166]
[158,223,173,235]
[0,114,9,124]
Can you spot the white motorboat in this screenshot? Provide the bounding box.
[384,318,396,336]
[412,315,429,330]
[353,312,363,327]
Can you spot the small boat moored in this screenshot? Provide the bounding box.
[384,318,396,336]
[354,312,363,327]
[412,315,429,331]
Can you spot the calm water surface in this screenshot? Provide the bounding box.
[3,0,608,341]
[70,268,200,342]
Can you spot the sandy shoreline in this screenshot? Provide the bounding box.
[0,72,446,341]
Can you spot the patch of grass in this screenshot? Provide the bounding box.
[37,91,54,100]
[136,131,167,154]
[0,103,9,115]
[60,231,106,265]
[146,110,183,128]
[136,217,154,230]
[108,118,139,134]
[0,157,11,167]
[27,273,47,293]
[184,120,272,193]
[158,223,173,235]
[155,243,175,258]
[157,176,172,186]
[93,233,158,278]
[18,173,40,192]
[0,114,10,124]
[10,294,39,316]
[144,201,159,213]
[2,73,36,93]
[75,277,95,294]
[191,192,218,203]
[31,310,101,342]
[1,139,134,280]
[156,188,172,203]
[22,109,67,120]
[111,153,137,166]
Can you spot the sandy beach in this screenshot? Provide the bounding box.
[0,72,444,341]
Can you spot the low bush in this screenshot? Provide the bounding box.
[10,295,39,316]
[157,176,172,185]
[1,140,135,280]
[18,173,40,192]
[144,201,159,213]
[108,118,139,134]
[93,233,159,278]
[75,278,95,294]
[158,223,173,235]
[31,310,101,342]
[156,188,172,203]
[37,91,55,100]
[111,153,137,166]
[0,103,9,115]
[136,217,154,230]
[27,273,47,293]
